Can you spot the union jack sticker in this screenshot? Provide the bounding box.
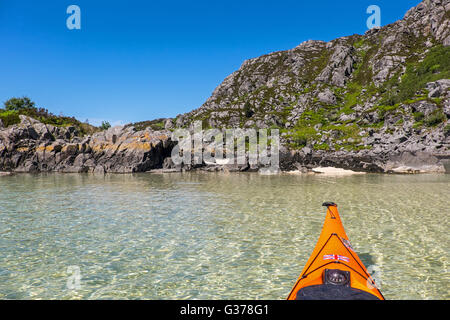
[323,254,350,262]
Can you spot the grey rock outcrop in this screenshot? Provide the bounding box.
[317,89,337,105]
[0,117,175,173]
[427,79,450,98]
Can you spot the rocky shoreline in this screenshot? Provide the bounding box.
[0,115,448,175]
[0,115,174,174]
[1,0,449,175]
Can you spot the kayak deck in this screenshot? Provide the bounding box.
[287,202,384,300]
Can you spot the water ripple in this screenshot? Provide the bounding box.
[0,173,448,299]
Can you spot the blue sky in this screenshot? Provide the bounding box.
[0,0,421,126]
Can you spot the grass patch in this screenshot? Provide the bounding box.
[125,118,167,131]
[322,123,360,139]
[412,121,424,129]
[444,124,450,135]
[314,143,330,151]
[424,109,446,127]
[376,104,401,120]
[338,82,363,115]
[413,112,425,122]
[379,45,450,106]
[288,127,317,148]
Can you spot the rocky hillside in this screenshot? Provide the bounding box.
[1,0,449,174]
[168,0,450,172]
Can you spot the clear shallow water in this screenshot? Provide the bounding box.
[0,172,448,300]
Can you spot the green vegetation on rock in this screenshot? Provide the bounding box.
[125,118,166,131]
[380,45,450,106]
[0,97,98,135]
[425,109,446,127]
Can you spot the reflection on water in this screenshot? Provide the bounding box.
[0,172,449,299]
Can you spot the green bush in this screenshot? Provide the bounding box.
[100,121,112,130]
[0,96,99,135]
[0,110,20,127]
[243,102,254,118]
[289,127,317,148]
[4,96,35,111]
[425,110,446,127]
[444,124,450,135]
[413,112,425,122]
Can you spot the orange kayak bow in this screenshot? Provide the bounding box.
[287,202,384,300]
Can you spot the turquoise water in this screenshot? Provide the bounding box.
[0,172,448,299]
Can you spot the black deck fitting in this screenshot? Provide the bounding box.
[322,202,337,207]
